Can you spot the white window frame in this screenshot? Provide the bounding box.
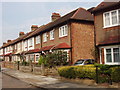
[59,25,68,37]
[103,45,120,65]
[15,44,17,50]
[24,40,27,48]
[29,38,33,47]
[103,9,120,28]
[50,30,54,40]
[36,35,40,44]
[43,33,47,42]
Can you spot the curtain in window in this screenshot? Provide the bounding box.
[106,49,112,62]
[105,13,110,26]
[113,48,120,62]
[119,10,120,24]
[111,11,117,25]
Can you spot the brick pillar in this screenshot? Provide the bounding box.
[101,48,105,64]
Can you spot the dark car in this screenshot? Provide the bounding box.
[74,59,95,66]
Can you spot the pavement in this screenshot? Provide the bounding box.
[1,68,119,89]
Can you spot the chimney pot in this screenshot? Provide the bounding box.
[7,40,11,43]
[3,42,6,45]
[19,32,25,37]
[31,25,38,31]
[51,13,61,22]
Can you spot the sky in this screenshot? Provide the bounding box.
[0,0,103,46]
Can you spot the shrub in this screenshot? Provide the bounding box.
[58,64,120,83]
[111,66,120,82]
[58,65,96,79]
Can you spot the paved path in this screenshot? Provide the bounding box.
[2,73,37,88]
[2,68,101,89]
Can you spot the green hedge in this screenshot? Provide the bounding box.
[58,64,120,83]
[58,65,96,79]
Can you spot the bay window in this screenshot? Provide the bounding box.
[105,47,120,64]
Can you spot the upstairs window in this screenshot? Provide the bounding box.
[50,30,54,40]
[111,11,117,25]
[29,38,33,47]
[43,33,47,42]
[119,10,120,24]
[59,25,68,37]
[25,41,27,48]
[103,9,120,28]
[104,13,110,26]
[15,44,17,50]
[36,35,40,44]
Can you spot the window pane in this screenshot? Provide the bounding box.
[106,49,112,62]
[111,11,117,25]
[113,48,120,62]
[119,10,120,24]
[104,13,110,26]
[65,25,68,35]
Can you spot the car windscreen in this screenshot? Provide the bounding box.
[74,60,84,64]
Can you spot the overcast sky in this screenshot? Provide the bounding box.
[0,0,103,46]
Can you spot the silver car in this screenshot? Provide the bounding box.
[74,59,95,66]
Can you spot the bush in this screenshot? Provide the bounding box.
[58,65,96,79]
[111,66,120,82]
[58,64,120,83]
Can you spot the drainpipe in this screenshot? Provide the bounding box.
[69,21,73,65]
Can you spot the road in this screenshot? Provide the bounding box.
[2,73,38,88]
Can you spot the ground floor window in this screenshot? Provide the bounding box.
[35,54,40,62]
[105,47,120,64]
[25,55,29,62]
[30,54,34,62]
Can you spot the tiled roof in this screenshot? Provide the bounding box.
[4,53,12,56]
[2,31,33,48]
[40,45,55,52]
[11,31,33,45]
[92,2,120,12]
[2,40,15,48]
[24,7,94,40]
[54,43,71,49]
[26,49,40,54]
[98,35,120,46]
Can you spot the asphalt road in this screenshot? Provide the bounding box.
[2,73,37,88]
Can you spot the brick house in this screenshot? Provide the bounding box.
[23,7,95,64]
[92,1,120,65]
[1,7,95,65]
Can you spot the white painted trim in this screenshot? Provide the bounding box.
[59,25,68,38]
[101,45,120,65]
[103,9,120,28]
[50,30,54,40]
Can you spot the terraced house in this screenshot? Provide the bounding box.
[0,7,95,64]
[93,2,120,65]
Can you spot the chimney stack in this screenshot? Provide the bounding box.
[7,40,11,43]
[31,25,38,31]
[19,32,25,37]
[3,42,6,45]
[51,13,61,22]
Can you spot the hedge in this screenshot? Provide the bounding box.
[58,64,120,83]
[58,65,96,79]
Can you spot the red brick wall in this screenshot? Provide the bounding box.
[71,22,95,64]
[41,24,71,47]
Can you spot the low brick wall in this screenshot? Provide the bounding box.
[3,62,59,76]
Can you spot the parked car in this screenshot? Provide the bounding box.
[74,59,95,66]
